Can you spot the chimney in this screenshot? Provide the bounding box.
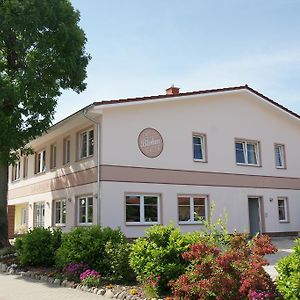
[166,85,180,95]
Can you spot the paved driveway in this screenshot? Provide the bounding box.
[0,273,105,300]
[264,237,296,280]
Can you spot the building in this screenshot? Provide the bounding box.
[7,85,300,238]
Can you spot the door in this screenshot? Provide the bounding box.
[248,197,261,236]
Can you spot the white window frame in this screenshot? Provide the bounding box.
[235,140,260,166]
[79,128,94,160]
[125,194,160,225]
[193,133,206,162]
[278,197,288,223]
[12,161,21,181]
[36,150,46,173]
[274,144,286,169]
[54,199,66,226]
[63,137,71,164]
[78,196,93,226]
[178,195,208,225]
[21,207,27,226]
[34,202,45,228]
[50,143,57,169]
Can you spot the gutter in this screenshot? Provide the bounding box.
[83,106,101,226]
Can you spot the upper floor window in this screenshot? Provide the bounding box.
[63,137,71,164]
[126,194,160,225]
[79,128,94,159]
[23,156,28,178]
[274,144,286,169]
[178,195,207,224]
[54,199,66,226]
[278,197,288,222]
[12,161,21,181]
[50,144,57,169]
[193,133,206,162]
[35,150,46,174]
[235,140,260,166]
[78,196,93,225]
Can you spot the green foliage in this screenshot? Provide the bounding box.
[276,238,300,300]
[0,0,90,164]
[129,224,194,295]
[15,227,61,266]
[103,241,134,283]
[199,204,231,248]
[0,245,15,258]
[56,226,130,280]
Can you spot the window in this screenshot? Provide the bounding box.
[78,196,93,225]
[275,144,286,169]
[278,197,288,222]
[193,134,206,162]
[63,137,71,164]
[54,199,66,226]
[178,195,207,224]
[21,208,27,226]
[126,194,160,224]
[235,140,260,166]
[35,150,46,173]
[23,156,28,178]
[34,202,45,227]
[12,161,21,181]
[79,128,94,159]
[50,144,57,169]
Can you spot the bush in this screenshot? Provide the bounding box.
[129,224,197,296]
[170,234,280,300]
[276,238,300,300]
[15,227,61,266]
[56,226,130,280]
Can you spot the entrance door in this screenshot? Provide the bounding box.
[248,197,261,236]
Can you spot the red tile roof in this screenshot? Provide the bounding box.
[93,85,300,120]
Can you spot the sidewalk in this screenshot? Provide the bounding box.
[264,237,296,280]
[0,273,105,300]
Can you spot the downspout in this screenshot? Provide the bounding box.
[83,107,101,226]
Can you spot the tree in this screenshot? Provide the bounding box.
[0,0,90,248]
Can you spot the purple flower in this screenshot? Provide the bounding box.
[80,269,101,281]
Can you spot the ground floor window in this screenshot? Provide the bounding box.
[126,194,160,225]
[278,197,288,222]
[21,207,27,226]
[54,199,66,226]
[78,196,93,225]
[34,202,45,227]
[178,195,207,224]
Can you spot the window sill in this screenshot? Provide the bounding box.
[193,159,207,163]
[236,163,261,167]
[35,171,47,176]
[54,224,66,227]
[279,220,289,223]
[78,223,93,226]
[276,166,286,170]
[179,221,204,225]
[126,222,159,226]
[11,179,21,183]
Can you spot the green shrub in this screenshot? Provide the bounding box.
[56,226,130,280]
[129,224,195,296]
[276,238,300,300]
[15,227,61,266]
[0,246,16,258]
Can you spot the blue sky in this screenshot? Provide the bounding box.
[55,0,300,122]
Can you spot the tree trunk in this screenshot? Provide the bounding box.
[0,162,10,248]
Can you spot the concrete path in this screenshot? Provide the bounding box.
[0,273,106,300]
[264,237,296,280]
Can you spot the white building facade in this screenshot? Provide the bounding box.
[7,85,300,238]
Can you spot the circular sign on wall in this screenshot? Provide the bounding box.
[138,128,164,158]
